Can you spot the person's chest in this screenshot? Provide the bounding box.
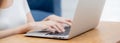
[0,12,27,30]
[0,0,27,30]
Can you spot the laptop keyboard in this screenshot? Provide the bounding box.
[46,26,70,36]
[26,25,71,36]
[30,26,71,36]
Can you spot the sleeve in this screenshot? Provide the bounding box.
[23,0,30,14]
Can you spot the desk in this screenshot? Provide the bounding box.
[0,22,120,43]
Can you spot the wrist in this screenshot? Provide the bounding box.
[16,24,31,34]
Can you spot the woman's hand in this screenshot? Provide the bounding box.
[43,15,72,26]
[28,21,65,33]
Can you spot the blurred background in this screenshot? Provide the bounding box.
[62,0,120,22]
[27,0,120,22]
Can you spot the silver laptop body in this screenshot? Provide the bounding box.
[25,0,105,39]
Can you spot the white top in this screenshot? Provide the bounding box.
[0,0,30,30]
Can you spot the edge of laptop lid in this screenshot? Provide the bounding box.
[68,0,106,39]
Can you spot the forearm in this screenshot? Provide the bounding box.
[27,12,35,23]
[0,24,30,39]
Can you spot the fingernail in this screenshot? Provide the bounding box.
[59,31,62,33]
[62,29,65,32]
[58,31,62,33]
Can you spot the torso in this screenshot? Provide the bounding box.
[0,0,29,30]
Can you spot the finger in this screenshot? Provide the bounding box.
[48,27,56,33]
[65,19,72,23]
[61,20,72,26]
[52,25,62,33]
[56,19,72,26]
[66,21,72,26]
[56,23,65,32]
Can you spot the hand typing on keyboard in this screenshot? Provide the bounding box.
[42,15,72,33]
[29,15,72,33]
[41,24,70,34]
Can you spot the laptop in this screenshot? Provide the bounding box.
[25,0,105,39]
